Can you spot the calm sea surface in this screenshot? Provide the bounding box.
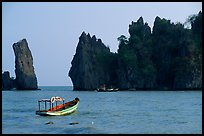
[2,86,202,134]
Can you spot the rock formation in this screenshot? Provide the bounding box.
[69,12,202,91]
[2,71,12,90]
[2,71,16,90]
[13,39,38,90]
[117,17,156,90]
[152,15,202,90]
[69,32,117,90]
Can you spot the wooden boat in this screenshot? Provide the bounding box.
[36,96,80,116]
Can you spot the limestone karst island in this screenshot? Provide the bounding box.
[2,39,38,90]
[2,11,202,91]
[69,12,202,91]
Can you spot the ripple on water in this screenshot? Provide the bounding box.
[62,125,106,134]
[2,89,202,134]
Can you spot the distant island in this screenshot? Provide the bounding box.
[69,11,202,91]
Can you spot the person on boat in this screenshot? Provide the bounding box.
[71,97,80,105]
[74,97,80,103]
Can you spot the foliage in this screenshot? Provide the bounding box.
[116,11,202,89]
[92,11,202,89]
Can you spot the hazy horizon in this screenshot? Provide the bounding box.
[2,2,202,86]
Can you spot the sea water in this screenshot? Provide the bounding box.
[2,86,202,134]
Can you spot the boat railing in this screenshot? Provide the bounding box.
[38,96,65,112]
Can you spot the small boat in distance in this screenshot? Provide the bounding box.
[36,96,79,116]
[97,84,119,92]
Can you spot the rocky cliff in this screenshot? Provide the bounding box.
[117,17,156,90]
[13,39,38,90]
[69,12,202,90]
[152,14,202,90]
[69,32,117,90]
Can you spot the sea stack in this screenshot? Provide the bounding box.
[69,32,117,90]
[2,71,12,90]
[13,39,38,90]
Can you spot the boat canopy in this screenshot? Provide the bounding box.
[38,96,65,103]
[38,99,51,102]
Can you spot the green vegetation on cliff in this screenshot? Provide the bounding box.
[69,11,202,90]
[115,11,202,90]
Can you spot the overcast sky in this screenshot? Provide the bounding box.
[2,2,202,86]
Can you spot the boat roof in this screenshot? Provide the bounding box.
[38,96,65,102]
[38,99,51,102]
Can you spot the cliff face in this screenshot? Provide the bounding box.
[13,39,38,90]
[69,12,202,91]
[173,12,202,89]
[152,15,202,90]
[117,17,156,90]
[69,32,116,90]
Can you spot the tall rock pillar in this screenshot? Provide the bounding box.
[13,39,38,90]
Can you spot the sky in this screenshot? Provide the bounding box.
[2,2,202,86]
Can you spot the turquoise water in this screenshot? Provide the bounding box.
[2,86,202,134]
